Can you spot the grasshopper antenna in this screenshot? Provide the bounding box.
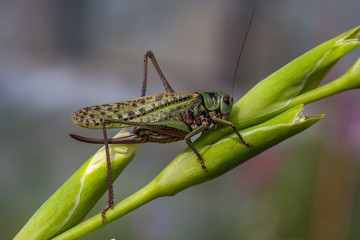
[231,8,255,96]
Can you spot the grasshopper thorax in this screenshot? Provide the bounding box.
[200,92,233,120]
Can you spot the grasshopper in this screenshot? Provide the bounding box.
[70,10,254,221]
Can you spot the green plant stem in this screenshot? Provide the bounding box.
[52,182,161,240]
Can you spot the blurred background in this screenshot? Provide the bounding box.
[1,0,359,239]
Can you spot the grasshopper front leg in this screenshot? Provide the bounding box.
[212,118,251,146]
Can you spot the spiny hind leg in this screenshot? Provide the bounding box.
[101,120,114,222]
[142,50,175,97]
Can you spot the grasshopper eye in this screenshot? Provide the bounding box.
[220,95,232,115]
[223,97,230,105]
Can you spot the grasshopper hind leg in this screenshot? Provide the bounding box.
[142,50,175,97]
[101,120,114,222]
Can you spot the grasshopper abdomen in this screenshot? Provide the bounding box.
[72,92,197,129]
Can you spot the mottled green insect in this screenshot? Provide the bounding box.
[70,50,251,220]
[70,10,254,221]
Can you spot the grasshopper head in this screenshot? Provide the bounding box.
[219,93,233,119]
[202,92,233,120]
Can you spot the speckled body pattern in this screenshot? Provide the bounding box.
[71,92,228,144]
[72,93,196,128]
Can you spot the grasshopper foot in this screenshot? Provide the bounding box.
[101,202,114,223]
[199,157,208,172]
[240,137,252,147]
[233,128,252,147]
